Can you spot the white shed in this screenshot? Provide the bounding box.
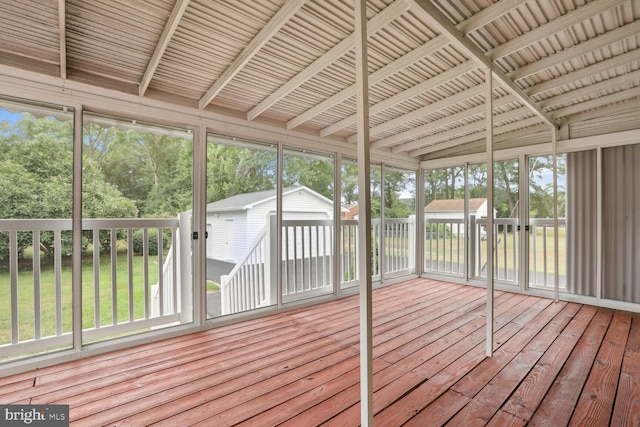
[206,186,342,263]
[424,198,492,236]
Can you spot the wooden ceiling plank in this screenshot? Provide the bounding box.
[540,68,640,109]
[372,93,518,149]
[528,49,640,97]
[407,0,556,128]
[286,35,449,130]
[366,83,487,139]
[394,105,531,153]
[489,0,626,60]
[320,60,477,137]
[552,84,640,119]
[139,0,190,96]
[510,20,640,81]
[246,0,409,121]
[199,0,306,109]
[409,115,542,156]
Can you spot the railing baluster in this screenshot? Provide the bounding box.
[110,228,118,324]
[127,229,134,322]
[54,230,63,336]
[93,229,101,327]
[33,231,41,340]
[143,228,149,319]
[10,230,19,344]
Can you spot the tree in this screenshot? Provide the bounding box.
[0,114,138,260]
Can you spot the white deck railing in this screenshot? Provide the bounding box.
[0,216,191,358]
[425,216,566,288]
[220,216,415,314]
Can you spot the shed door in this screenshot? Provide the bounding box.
[225,219,234,260]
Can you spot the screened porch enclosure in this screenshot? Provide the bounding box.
[1,2,640,425]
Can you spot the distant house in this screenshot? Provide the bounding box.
[206,186,344,264]
[424,198,493,237]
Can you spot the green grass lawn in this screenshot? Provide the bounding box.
[0,249,161,345]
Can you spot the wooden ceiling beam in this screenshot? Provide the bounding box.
[489,0,626,60]
[320,60,477,137]
[407,0,556,129]
[139,0,190,96]
[246,0,409,121]
[199,0,305,109]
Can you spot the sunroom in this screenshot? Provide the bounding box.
[1,0,639,424]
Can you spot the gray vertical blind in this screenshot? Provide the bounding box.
[566,150,597,297]
[602,143,640,303]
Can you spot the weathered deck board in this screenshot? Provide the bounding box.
[0,278,638,426]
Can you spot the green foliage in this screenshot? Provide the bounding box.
[131,228,170,256]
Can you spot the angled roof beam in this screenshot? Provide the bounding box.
[347,83,488,143]
[409,116,543,157]
[139,0,190,96]
[288,0,524,131]
[247,0,409,121]
[422,123,549,159]
[552,85,640,119]
[320,60,477,137]
[540,69,640,109]
[510,20,640,81]
[199,0,306,109]
[286,35,449,130]
[407,0,556,129]
[528,49,640,97]
[58,0,66,79]
[393,105,531,153]
[373,94,518,149]
[488,0,626,60]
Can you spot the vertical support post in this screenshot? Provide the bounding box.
[335,153,342,295]
[72,105,83,351]
[519,153,528,291]
[379,164,386,281]
[485,69,495,358]
[464,163,470,281]
[277,145,284,307]
[596,147,602,300]
[179,212,193,323]
[415,168,424,276]
[193,125,207,325]
[552,127,560,302]
[354,0,373,424]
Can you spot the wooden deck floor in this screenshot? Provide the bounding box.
[1,278,639,426]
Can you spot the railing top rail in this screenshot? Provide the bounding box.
[530,218,566,225]
[425,218,464,224]
[0,217,180,232]
[474,218,519,225]
[282,219,334,227]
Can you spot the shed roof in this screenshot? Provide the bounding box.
[206,186,343,212]
[425,197,486,212]
[0,0,639,161]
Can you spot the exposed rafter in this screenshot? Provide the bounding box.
[552,85,640,119]
[199,0,305,109]
[288,0,527,131]
[410,116,543,157]
[58,0,66,79]
[139,0,190,97]
[320,60,477,137]
[286,36,449,130]
[246,0,409,121]
[509,20,640,81]
[373,94,519,150]
[406,0,556,129]
[488,0,626,60]
[348,83,488,143]
[528,49,640,97]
